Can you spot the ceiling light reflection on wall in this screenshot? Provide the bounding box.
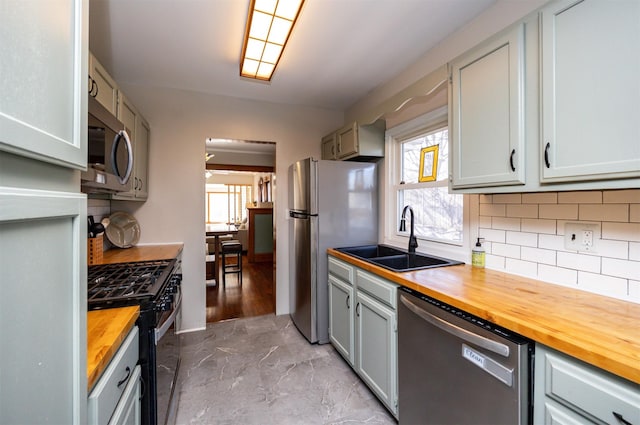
[240,0,304,81]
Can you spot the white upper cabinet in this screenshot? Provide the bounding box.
[321,131,337,160]
[449,23,526,189]
[0,0,87,169]
[89,53,119,117]
[539,0,640,183]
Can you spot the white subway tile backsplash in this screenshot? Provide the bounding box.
[493,194,522,204]
[485,254,505,270]
[588,239,629,260]
[630,204,640,223]
[521,246,556,265]
[479,228,506,243]
[506,231,538,247]
[602,258,640,281]
[521,219,556,234]
[492,217,521,231]
[557,251,600,273]
[602,222,640,242]
[479,203,505,217]
[479,216,492,229]
[538,264,577,287]
[505,258,538,277]
[630,242,640,261]
[577,272,629,300]
[579,204,628,222]
[492,243,521,259]
[479,194,493,204]
[539,204,579,220]
[602,189,640,204]
[522,192,557,204]
[506,204,538,218]
[629,280,640,302]
[478,189,638,303]
[539,234,565,251]
[558,191,602,204]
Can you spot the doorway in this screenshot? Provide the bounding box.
[204,138,276,323]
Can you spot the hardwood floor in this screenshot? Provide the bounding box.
[205,254,276,323]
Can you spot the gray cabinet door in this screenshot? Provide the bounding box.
[0,186,87,424]
[540,0,640,183]
[328,275,354,365]
[0,0,88,422]
[0,0,87,169]
[450,23,526,188]
[355,290,397,416]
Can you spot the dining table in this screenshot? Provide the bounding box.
[205,223,239,286]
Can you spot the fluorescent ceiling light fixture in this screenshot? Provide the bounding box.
[240,0,304,81]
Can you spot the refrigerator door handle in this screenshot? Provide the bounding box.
[289,211,317,219]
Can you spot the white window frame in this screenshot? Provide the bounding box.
[381,107,478,262]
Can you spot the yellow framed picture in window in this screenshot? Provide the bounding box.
[418,145,439,182]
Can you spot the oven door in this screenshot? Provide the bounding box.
[154,289,182,425]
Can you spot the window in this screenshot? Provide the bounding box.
[387,107,464,246]
[206,184,253,224]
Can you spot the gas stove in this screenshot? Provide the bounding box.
[87,257,182,425]
[87,259,176,310]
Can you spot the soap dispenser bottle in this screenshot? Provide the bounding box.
[472,237,485,268]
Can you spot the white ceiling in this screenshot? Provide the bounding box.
[89,0,496,112]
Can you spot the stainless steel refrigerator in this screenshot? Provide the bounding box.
[288,157,378,344]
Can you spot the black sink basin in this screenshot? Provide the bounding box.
[335,244,463,272]
[336,244,405,259]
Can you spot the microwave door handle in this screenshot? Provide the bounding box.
[111,129,134,184]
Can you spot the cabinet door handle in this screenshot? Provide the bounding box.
[544,142,551,168]
[356,302,360,317]
[613,412,632,425]
[346,294,350,309]
[117,366,131,388]
[509,149,516,172]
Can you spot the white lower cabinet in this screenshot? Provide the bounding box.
[534,344,640,425]
[88,326,140,425]
[328,256,398,418]
[355,289,397,414]
[328,274,355,365]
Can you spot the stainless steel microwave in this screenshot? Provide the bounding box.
[81,96,133,193]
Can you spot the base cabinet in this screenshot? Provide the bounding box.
[328,255,398,418]
[355,289,397,414]
[328,274,354,365]
[88,326,140,425]
[533,344,640,425]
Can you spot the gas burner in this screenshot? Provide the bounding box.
[87,259,175,307]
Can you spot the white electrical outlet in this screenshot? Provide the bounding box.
[565,222,600,252]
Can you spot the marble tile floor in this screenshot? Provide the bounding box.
[176,314,397,425]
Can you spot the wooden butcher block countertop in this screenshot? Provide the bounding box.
[100,244,184,264]
[87,306,139,390]
[328,248,640,385]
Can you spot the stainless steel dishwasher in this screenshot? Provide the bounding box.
[398,287,533,424]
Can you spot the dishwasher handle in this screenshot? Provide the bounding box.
[400,294,510,357]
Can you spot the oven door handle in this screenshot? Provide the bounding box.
[155,290,182,344]
[400,294,510,357]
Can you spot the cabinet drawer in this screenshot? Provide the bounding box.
[328,256,353,283]
[88,326,139,425]
[542,348,640,424]
[109,365,141,425]
[356,270,398,308]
